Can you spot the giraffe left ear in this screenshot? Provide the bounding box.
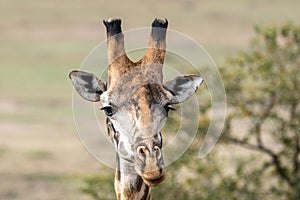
[69,70,106,102]
[164,75,203,104]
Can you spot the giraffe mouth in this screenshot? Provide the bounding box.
[141,171,166,187]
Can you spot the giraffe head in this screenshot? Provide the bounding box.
[69,18,203,187]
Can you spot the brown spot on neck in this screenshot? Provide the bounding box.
[122,180,150,200]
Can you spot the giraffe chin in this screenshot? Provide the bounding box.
[141,172,166,187]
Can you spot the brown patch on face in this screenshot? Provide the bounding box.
[129,84,171,126]
[131,86,152,127]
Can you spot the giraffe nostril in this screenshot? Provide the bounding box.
[139,148,145,155]
[153,146,162,159]
[137,146,148,158]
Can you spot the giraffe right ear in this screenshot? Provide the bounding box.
[69,70,106,102]
[164,75,203,104]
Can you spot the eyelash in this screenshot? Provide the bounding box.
[164,105,175,114]
[100,105,116,117]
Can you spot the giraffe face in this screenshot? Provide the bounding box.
[101,82,173,186]
[69,69,203,187]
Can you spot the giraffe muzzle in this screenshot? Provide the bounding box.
[135,145,165,186]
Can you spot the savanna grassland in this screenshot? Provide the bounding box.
[1,0,300,199]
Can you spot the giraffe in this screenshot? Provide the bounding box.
[69,18,203,200]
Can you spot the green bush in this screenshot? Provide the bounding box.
[223,22,300,199]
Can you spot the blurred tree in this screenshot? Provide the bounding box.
[223,22,300,199]
[80,22,300,200]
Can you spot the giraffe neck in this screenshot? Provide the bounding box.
[115,155,151,200]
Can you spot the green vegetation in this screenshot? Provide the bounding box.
[223,22,300,199]
[80,174,115,200]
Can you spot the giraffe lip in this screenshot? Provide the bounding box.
[142,173,165,187]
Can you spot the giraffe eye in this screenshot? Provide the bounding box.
[101,105,116,117]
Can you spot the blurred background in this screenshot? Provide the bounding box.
[1,0,300,199]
